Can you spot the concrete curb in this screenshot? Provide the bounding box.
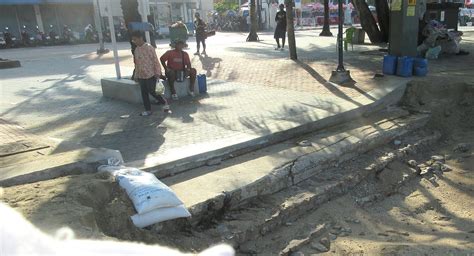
[144,82,407,179]
[184,113,429,226]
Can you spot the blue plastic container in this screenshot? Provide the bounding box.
[396,56,414,77]
[413,58,428,76]
[414,58,428,68]
[383,55,397,75]
[414,67,428,76]
[197,74,207,93]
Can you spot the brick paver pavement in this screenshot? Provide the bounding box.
[0,30,421,164]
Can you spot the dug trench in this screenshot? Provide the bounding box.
[1,80,473,255]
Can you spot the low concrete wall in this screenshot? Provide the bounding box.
[0,60,21,69]
[101,78,200,104]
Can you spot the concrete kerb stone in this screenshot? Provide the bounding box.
[183,113,430,226]
[144,81,408,179]
[101,77,199,104]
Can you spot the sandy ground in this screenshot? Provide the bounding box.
[295,131,474,256]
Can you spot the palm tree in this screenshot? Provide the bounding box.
[120,0,141,54]
[320,0,333,36]
[247,0,259,41]
[353,0,383,43]
[285,0,297,60]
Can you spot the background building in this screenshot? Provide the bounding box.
[0,0,213,38]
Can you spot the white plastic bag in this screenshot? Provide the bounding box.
[114,168,184,214]
[155,79,165,95]
[131,205,191,228]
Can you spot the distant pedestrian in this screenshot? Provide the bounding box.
[131,31,170,116]
[274,4,287,51]
[194,13,207,55]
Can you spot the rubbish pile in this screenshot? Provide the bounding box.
[98,161,190,229]
[418,20,469,59]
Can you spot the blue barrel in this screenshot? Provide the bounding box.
[413,58,428,76]
[396,56,414,77]
[197,74,207,93]
[383,55,397,75]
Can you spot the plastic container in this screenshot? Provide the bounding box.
[383,55,397,75]
[413,58,428,76]
[197,74,207,93]
[396,56,414,77]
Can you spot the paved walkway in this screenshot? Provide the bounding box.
[1,29,471,165]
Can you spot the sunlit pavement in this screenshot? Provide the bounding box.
[1,29,472,164]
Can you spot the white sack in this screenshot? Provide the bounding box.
[131,205,191,228]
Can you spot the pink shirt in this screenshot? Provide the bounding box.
[134,43,162,79]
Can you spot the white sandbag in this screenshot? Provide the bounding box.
[131,205,191,228]
[114,168,184,214]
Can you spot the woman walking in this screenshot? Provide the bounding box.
[194,12,207,55]
[274,4,287,51]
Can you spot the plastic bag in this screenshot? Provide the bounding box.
[425,46,442,59]
[155,79,165,95]
[131,205,191,228]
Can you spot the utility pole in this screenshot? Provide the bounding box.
[329,0,353,84]
[285,0,297,60]
[93,0,108,54]
[107,0,121,79]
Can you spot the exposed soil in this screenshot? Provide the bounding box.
[1,80,473,255]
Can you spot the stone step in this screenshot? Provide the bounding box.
[232,130,441,254]
[162,110,431,227]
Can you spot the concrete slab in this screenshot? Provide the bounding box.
[101,77,199,104]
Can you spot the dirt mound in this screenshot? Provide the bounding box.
[400,80,474,135]
[1,173,178,245]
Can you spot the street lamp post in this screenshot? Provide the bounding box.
[329,0,353,85]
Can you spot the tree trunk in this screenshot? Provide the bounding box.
[375,0,390,42]
[353,0,383,43]
[285,0,297,60]
[120,0,141,54]
[320,0,333,36]
[247,0,259,41]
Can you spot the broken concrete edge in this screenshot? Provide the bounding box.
[183,113,430,226]
[247,131,442,242]
[143,83,408,179]
[226,131,443,248]
[0,148,123,187]
[279,223,327,256]
[0,60,21,69]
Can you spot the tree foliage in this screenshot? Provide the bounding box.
[214,0,239,14]
[120,0,141,54]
